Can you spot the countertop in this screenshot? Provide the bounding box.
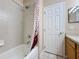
[66,34,79,45]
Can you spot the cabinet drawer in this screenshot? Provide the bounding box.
[66,37,75,48]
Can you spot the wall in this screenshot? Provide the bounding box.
[44,0,64,7]
[23,0,35,43]
[0,0,24,54]
[65,0,79,34]
[23,0,34,5]
[14,0,23,5]
[65,0,76,8]
[65,0,79,8]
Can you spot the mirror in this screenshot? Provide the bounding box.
[68,8,79,23]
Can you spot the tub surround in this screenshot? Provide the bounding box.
[0,0,24,54]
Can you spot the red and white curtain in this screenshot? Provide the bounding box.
[31,0,39,50]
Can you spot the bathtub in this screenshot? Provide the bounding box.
[24,47,38,59]
[0,44,25,59]
[0,44,38,59]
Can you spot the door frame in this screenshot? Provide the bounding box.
[42,1,67,57]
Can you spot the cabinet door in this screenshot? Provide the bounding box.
[66,43,75,59]
[77,46,79,59]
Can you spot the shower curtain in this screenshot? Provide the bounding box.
[31,0,39,50]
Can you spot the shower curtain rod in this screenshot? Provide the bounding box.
[11,0,25,9]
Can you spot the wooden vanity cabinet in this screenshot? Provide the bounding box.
[65,36,79,59]
[77,46,79,59]
[65,37,76,59]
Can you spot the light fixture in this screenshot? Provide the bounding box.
[69,5,79,14]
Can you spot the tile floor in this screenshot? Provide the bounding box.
[40,51,57,59]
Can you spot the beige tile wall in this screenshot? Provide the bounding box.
[23,0,35,43]
[0,0,24,54]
